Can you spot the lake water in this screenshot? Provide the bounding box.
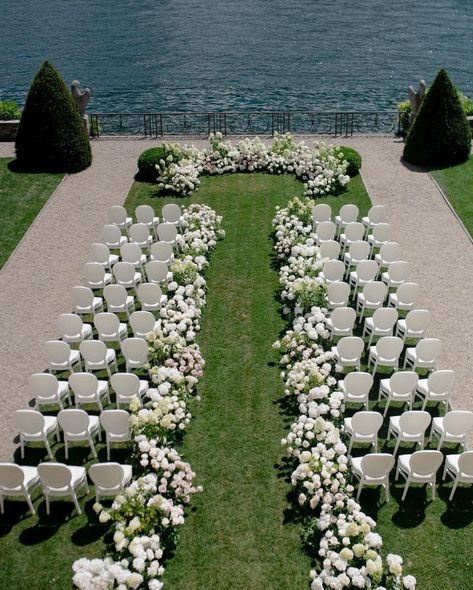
[1,0,473,113]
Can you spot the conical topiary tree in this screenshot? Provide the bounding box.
[403,69,471,167]
[15,61,92,172]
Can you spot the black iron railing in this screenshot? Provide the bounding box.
[89,111,406,138]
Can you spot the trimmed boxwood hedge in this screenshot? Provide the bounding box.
[338,146,362,176]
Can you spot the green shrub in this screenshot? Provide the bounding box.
[337,146,362,176]
[0,101,21,121]
[403,69,471,167]
[15,61,91,173]
[137,147,167,181]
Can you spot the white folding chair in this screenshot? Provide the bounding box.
[351,453,395,501]
[388,282,419,312]
[104,284,135,319]
[318,240,341,261]
[150,241,174,264]
[312,203,332,229]
[120,242,146,274]
[136,204,159,237]
[57,314,92,344]
[338,371,373,410]
[339,222,365,254]
[319,259,345,284]
[58,409,101,459]
[367,223,392,254]
[45,340,82,374]
[335,203,359,236]
[415,369,454,412]
[80,340,117,378]
[102,224,127,249]
[94,312,127,343]
[130,311,158,339]
[374,241,401,273]
[89,462,133,502]
[331,336,364,371]
[378,371,419,417]
[430,411,473,451]
[381,260,409,289]
[349,260,379,295]
[157,223,178,247]
[326,307,356,339]
[121,338,149,372]
[343,241,371,274]
[0,463,40,516]
[72,286,103,316]
[395,450,443,500]
[111,372,149,408]
[145,260,171,285]
[84,262,112,290]
[108,205,131,234]
[344,410,383,454]
[396,310,430,342]
[356,281,388,320]
[113,261,142,293]
[315,221,336,244]
[162,203,183,228]
[37,462,88,515]
[443,451,473,500]
[363,307,398,347]
[387,411,431,455]
[69,372,110,411]
[368,336,404,374]
[404,338,442,371]
[89,243,118,271]
[137,283,167,312]
[326,282,350,309]
[362,204,386,236]
[15,409,60,460]
[100,410,131,461]
[30,373,71,410]
[129,223,153,249]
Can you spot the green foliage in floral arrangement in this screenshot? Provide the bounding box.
[293,280,327,314]
[170,258,199,286]
[0,100,21,121]
[137,145,181,181]
[286,196,315,225]
[337,146,362,176]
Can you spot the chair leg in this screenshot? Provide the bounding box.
[107,441,111,461]
[65,440,69,460]
[393,439,400,456]
[356,481,363,501]
[0,494,4,514]
[89,437,97,459]
[20,436,25,459]
[431,481,436,500]
[25,493,36,516]
[45,494,50,515]
[401,479,410,501]
[449,479,459,501]
[44,437,53,460]
[383,399,390,418]
[385,482,390,503]
[72,492,82,516]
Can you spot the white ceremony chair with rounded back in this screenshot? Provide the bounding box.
[111,372,149,408]
[378,370,418,417]
[94,312,127,344]
[37,462,88,515]
[351,453,395,501]
[162,203,183,227]
[104,284,135,319]
[72,286,103,316]
[57,314,92,344]
[89,462,133,502]
[0,463,39,516]
[150,241,174,264]
[121,337,149,372]
[374,241,401,272]
[137,283,166,312]
[335,203,359,236]
[129,223,153,249]
[349,260,379,296]
[157,222,178,247]
[331,336,364,371]
[69,372,110,411]
[344,410,383,454]
[89,243,118,271]
[113,261,142,293]
[388,282,419,312]
[30,373,71,410]
[145,260,171,285]
[108,205,131,233]
[367,223,392,254]
[404,338,442,371]
[100,410,131,461]
[368,336,404,374]
[102,224,127,249]
[395,450,443,500]
[15,409,60,460]
[356,281,388,320]
[430,410,473,451]
[120,242,147,274]
[338,371,373,410]
[343,241,371,274]
[387,410,431,455]
[362,204,386,236]
[415,369,454,412]
[320,259,345,284]
[58,408,101,459]
[339,222,365,254]
[443,451,473,500]
[319,240,341,261]
[84,262,112,290]
[315,221,336,244]
[135,204,159,237]
[79,340,117,378]
[326,307,356,339]
[381,260,409,289]
[45,340,81,374]
[363,307,398,347]
[396,310,430,343]
[326,282,350,309]
[130,311,158,339]
[312,203,332,229]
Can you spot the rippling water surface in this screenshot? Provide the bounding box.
[2,0,473,112]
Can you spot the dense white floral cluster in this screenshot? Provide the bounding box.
[272,201,416,589]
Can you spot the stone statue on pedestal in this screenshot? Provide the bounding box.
[71,80,91,135]
[407,80,426,124]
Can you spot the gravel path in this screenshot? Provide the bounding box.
[0,136,471,456]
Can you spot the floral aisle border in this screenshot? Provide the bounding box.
[272,198,416,590]
[73,204,225,590]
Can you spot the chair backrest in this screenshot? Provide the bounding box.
[330,307,356,330]
[427,369,455,395]
[37,463,72,488]
[389,371,419,395]
[394,282,419,306]
[104,284,128,306]
[344,222,365,241]
[327,282,350,305]
[89,243,111,265]
[367,204,385,224]
[72,286,95,308]
[145,260,168,283]
[323,259,345,281]
[111,373,140,397]
[57,314,83,338]
[343,371,373,396]
[150,242,173,262]
[371,223,391,242]
[362,281,388,303]
[379,241,401,263]
[102,224,123,246]
[135,204,157,224]
[375,336,403,360]
[338,203,358,224]
[113,261,135,282]
[387,260,409,281]
[315,221,336,241]
[137,283,163,306]
[398,411,431,435]
[121,338,149,363]
[351,411,383,435]
[129,223,150,244]
[94,312,121,337]
[313,203,332,223]
[100,409,130,434]
[69,372,99,397]
[415,338,442,362]
[319,240,341,260]
[15,409,45,434]
[0,463,26,488]
[337,336,364,360]
[89,462,126,489]
[405,309,430,332]
[130,311,155,335]
[409,450,443,476]
[58,409,89,434]
[120,242,143,264]
[108,205,128,225]
[44,340,71,364]
[458,451,473,476]
[80,340,108,363]
[355,260,378,281]
[360,453,395,478]
[371,307,398,330]
[157,223,178,242]
[162,203,182,223]
[348,240,370,261]
[84,262,106,283]
[443,411,473,436]
[29,373,59,397]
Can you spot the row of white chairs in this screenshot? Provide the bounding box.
[0,461,132,516]
[327,280,419,312]
[312,203,385,236]
[15,408,130,461]
[102,221,178,251]
[90,242,173,274]
[108,204,182,237]
[84,260,173,293]
[72,283,166,316]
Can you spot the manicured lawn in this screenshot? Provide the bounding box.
[0,158,64,269]
[430,157,473,237]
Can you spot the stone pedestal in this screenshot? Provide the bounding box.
[0,120,19,141]
[82,114,90,136]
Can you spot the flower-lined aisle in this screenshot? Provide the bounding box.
[72,205,225,590]
[272,197,416,590]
